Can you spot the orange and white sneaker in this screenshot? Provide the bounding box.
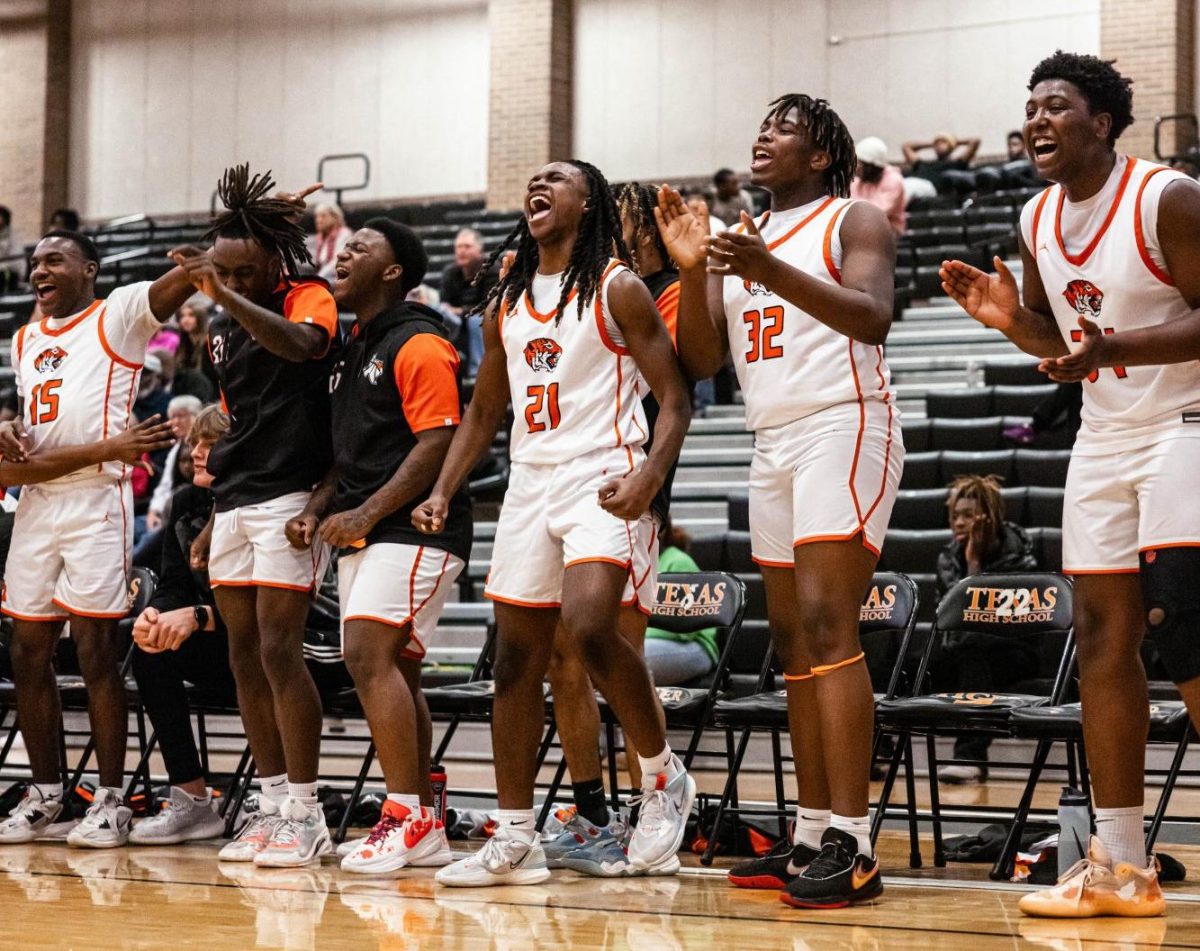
[1018,836,1165,918]
[340,801,452,874]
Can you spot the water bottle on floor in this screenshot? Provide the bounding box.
[1057,786,1091,876]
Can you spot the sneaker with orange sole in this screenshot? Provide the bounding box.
[1018,836,1165,919]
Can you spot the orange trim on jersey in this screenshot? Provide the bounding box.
[393,335,462,432]
[97,310,142,370]
[594,261,630,355]
[496,300,509,340]
[1029,187,1053,258]
[14,323,29,363]
[484,591,562,609]
[523,286,579,324]
[50,599,126,619]
[0,607,69,622]
[39,299,102,337]
[612,357,625,447]
[209,578,315,592]
[1133,165,1175,286]
[1062,568,1139,576]
[822,202,851,284]
[564,556,632,571]
[793,531,881,558]
[752,556,794,569]
[762,197,836,252]
[1053,156,1135,266]
[1139,542,1200,552]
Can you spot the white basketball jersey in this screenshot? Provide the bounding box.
[1021,156,1200,454]
[722,196,894,432]
[500,260,647,465]
[12,282,159,484]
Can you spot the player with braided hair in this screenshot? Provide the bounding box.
[169,165,341,867]
[415,160,693,886]
[658,92,902,907]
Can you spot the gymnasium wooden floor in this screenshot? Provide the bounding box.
[0,830,1196,950]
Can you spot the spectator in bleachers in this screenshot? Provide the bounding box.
[935,475,1038,784]
[850,137,906,235]
[310,202,353,281]
[128,405,235,845]
[439,228,496,376]
[683,187,725,233]
[48,208,80,232]
[709,168,755,225]
[973,131,1043,192]
[0,205,17,292]
[644,519,718,685]
[1003,381,1082,446]
[172,300,217,401]
[902,133,980,197]
[145,395,202,533]
[135,352,173,421]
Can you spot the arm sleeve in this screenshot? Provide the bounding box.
[283,283,340,357]
[100,282,158,365]
[393,334,462,433]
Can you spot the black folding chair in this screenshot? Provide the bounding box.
[873,572,1074,869]
[701,572,920,865]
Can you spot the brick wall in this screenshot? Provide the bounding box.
[1101,0,1195,160]
[486,0,573,211]
[0,0,71,243]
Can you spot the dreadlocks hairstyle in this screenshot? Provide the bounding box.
[205,164,313,277]
[1028,51,1134,145]
[764,94,857,198]
[946,474,1006,546]
[476,160,632,323]
[616,182,673,275]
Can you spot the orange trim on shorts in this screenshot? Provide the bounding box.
[210,578,315,592]
[1,606,69,622]
[1062,568,1139,576]
[859,357,897,531]
[342,614,425,658]
[565,556,632,571]
[752,555,794,569]
[408,545,425,617]
[1053,156,1135,266]
[846,340,868,528]
[621,593,652,617]
[485,591,561,609]
[1133,165,1175,286]
[793,532,881,558]
[1139,542,1200,552]
[50,599,126,619]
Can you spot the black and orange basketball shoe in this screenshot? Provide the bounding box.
[728,837,820,889]
[780,828,883,908]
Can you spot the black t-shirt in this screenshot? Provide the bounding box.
[151,483,225,634]
[440,263,497,313]
[329,302,473,562]
[206,278,341,511]
[910,157,969,190]
[639,269,690,525]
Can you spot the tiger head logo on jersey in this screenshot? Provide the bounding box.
[33,346,67,374]
[363,354,384,385]
[1063,280,1104,320]
[742,279,771,297]
[523,338,563,373]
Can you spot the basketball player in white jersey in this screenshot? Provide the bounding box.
[657,93,902,908]
[0,230,197,847]
[413,160,693,886]
[941,51,1200,918]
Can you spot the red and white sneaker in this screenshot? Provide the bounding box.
[340,801,453,874]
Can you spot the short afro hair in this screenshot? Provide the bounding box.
[364,217,428,294]
[39,229,101,275]
[1028,51,1134,145]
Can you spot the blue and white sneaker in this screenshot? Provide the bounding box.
[543,810,632,876]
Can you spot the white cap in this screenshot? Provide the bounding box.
[143,353,163,375]
[856,136,889,167]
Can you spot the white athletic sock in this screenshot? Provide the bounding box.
[831,813,873,858]
[288,781,319,809]
[33,783,64,801]
[794,807,832,849]
[260,774,288,806]
[495,809,536,845]
[387,793,421,815]
[182,788,211,805]
[637,744,678,784]
[1095,805,1146,868]
[100,786,124,804]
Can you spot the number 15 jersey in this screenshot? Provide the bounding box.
[499,260,648,465]
[722,196,893,432]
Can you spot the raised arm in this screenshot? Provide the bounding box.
[148,265,201,322]
[902,141,927,166]
[708,203,895,346]
[955,137,982,163]
[598,271,690,520]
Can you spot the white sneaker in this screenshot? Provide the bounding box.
[67,788,132,849]
[435,834,550,887]
[0,786,64,844]
[254,797,332,868]
[627,757,695,874]
[218,797,282,862]
[129,787,225,845]
[336,834,367,859]
[341,801,453,874]
[938,765,985,785]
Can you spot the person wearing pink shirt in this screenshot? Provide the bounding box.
[850,137,907,235]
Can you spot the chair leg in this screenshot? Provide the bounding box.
[0,711,20,773]
[536,758,569,832]
[1077,738,1092,804]
[870,733,907,847]
[605,721,621,812]
[220,746,253,820]
[1065,740,1078,790]
[770,729,787,829]
[124,731,158,802]
[701,726,754,867]
[224,757,258,837]
[198,713,210,778]
[1146,733,1190,853]
[336,740,377,845]
[903,736,923,869]
[925,734,945,868]
[989,738,1054,881]
[433,715,461,764]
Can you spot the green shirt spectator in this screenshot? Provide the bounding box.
[645,545,719,684]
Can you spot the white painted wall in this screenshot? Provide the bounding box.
[573,0,1101,182]
[69,0,490,219]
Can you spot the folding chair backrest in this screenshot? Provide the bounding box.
[125,567,158,619]
[651,572,747,693]
[859,572,920,700]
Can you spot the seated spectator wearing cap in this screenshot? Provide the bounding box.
[933,475,1039,784]
[709,169,755,226]
[902,133,980,197]
[850,137,907,235]
[129,405,236,845]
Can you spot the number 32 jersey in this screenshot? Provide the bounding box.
[12,281,158,485]
[500,260,648,465]
[722,197,894,432]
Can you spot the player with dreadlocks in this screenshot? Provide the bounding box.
[0,226,197,848]
[943,51,1200,919]
[658,93,902,908]
[168,164,341,867]
[414,160,693,886]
